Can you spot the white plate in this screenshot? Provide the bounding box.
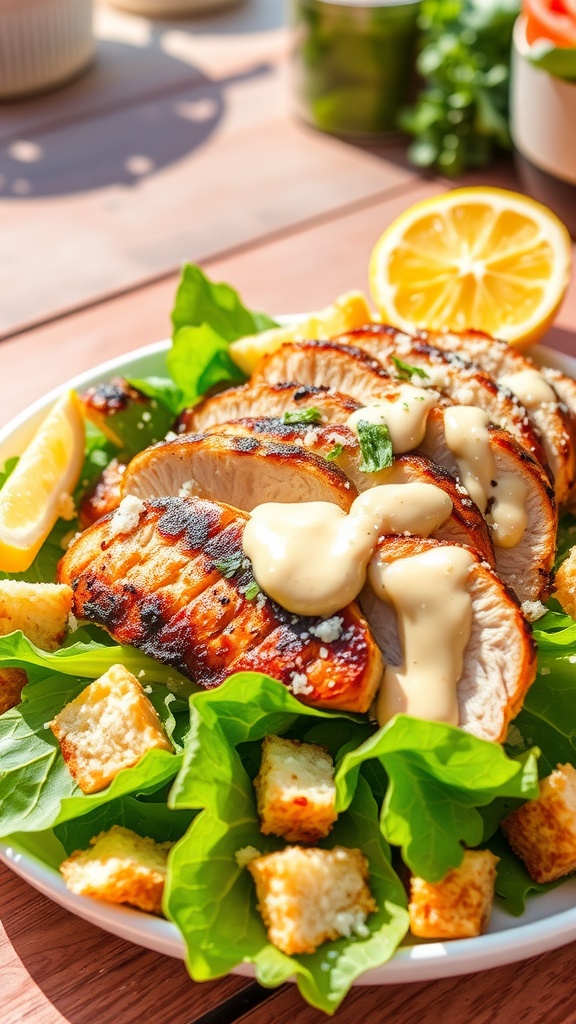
[2,338,576,986]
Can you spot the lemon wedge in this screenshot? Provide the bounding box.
[0,390,86,572]
[229,291,374,375]
[369,187,572,348]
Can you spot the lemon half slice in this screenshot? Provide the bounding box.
[229,291,374,375]
[369,187,572,347]
[0,390,85,572]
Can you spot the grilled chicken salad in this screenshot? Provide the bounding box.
[2,266,576,1012]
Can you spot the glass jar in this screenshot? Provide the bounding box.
[291,0,421,139]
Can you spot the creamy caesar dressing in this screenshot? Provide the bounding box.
[443,406,493,512]
[242,482,453,617]
[500,368,557,409]
[491,474,529,549]
[369,545,474,727]
[443,405,528,549]
[345,385,438,455]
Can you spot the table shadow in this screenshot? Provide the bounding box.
[0,30,272,197]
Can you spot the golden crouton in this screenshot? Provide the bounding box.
[60,824,172,915]
[254,735,337,843]
[409,849,499,939]
[554,548,576,619]
[50,663,173,793]
[248,845,377,955]
[502,763,576,883]
[0,580,73,715]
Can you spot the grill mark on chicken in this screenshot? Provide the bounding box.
[180,382,361,435]
[58,496,383,712]
[121,433,356,513]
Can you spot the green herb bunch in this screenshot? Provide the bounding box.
[400,0,520,176]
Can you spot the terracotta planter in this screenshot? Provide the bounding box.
[0,0,94,100]
[510,16,576,238]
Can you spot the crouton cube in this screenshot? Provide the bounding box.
[502,763,576,883]
[60,824,171,915]
[554,548,576,619]
[0,580,73,714]
[409,849,499,939]
[254,735,337,843]
[50,663,173,793]
[248,845,377,955]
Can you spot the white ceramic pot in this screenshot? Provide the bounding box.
[510,15,576,237]
[0,0,94,100]
[106,0,241,15]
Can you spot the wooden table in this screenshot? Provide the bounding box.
[2,2,576,1022]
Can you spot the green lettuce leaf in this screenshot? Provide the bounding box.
[0,630,195,697]
[486,829,557,916]
[55,792,196,854]
[165,672,407,1013]
[0,674,186,837]
[506,610,576,776]
[168,264,277,407]
[335,715,539,881]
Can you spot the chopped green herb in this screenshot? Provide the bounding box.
[281,407,323,425]
[326,443,344,462]
[213,552,244,578]
[390,355,429,382]
[243,580,261,601]
[356,420,394,474]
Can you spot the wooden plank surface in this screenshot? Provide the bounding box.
[0,1,417,337]
[235,940,576,1024]
[2,170,575,430]
[0,862,252,1024]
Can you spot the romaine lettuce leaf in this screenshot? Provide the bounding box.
[487,829,557,916]
[168,264,277,407]
[506,610,576,776]
[335,714,539,881]
[0,674,186,836]
[165,672,407,1013]
[55,793,196,854]
[0,630,195,696]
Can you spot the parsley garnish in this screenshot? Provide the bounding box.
[213,552,244,578]
[390,355,429,382]
[282,407,323,425]
[243,581,261,600]
[326,443,344,462]
[356,420,394,474]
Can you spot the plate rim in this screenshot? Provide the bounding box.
[2,336,576,986]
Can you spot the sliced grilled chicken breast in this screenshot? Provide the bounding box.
[359,535,537,743]
[252,339,396,405]
[339,325,549,476]
[57,496,383,712]
[420,409,556,605]
[250,338,556,602]
[413,327,576,505]
[206,417,495,567]
[181,382,361,435]
[78,458,127,530]
[122,433,356,512]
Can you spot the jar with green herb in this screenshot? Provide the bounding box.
[291,0,421,138]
